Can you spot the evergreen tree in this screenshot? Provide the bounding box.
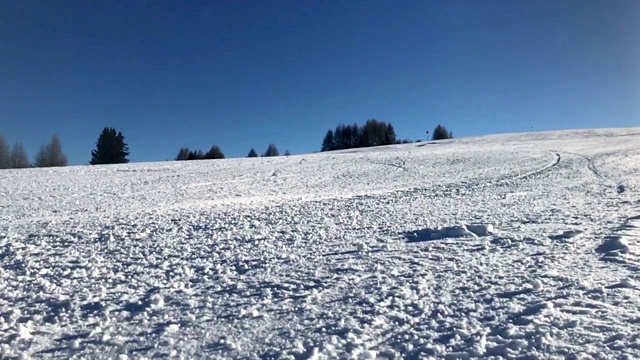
[349,123,362,148]
[321,119,400,151]
[34,145,47,167]
[34,135,68,167]
[385,123,397,145]
[204,145,225,159]
[10,142,31,168]
[432,124,451,141]
[321,130,334,152]
[263,143,280,157]
[449,130,454,139]
[333,125,345,150]
[175,147,191,161]
[248,148,258,158]
[0,134,10,169]
[188,150,204,160]
[361,119,388,147]
[285,149,291,156]
[90,127,130,165]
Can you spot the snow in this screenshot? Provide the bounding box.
[1,128,640,358]
[532,279,544,291]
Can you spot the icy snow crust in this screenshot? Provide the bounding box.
[1,128,640,359]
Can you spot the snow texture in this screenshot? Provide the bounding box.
[1,128,639,359]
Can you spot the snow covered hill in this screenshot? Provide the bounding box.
[1,128,639,359]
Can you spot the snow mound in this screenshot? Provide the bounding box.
[466,224,494,236]
[532,279,544,291]
[150,294,164,308]
[405,224,494,242]
[595,236,630,254]
[549,230,585,240]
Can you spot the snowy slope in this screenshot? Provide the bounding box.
[1,128,639,359]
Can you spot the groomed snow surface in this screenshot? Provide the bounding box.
[1,128,640,359]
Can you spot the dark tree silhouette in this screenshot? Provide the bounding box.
[0,134,10,169]
[263,143,280,157]
[10,142,31,168]
[322,119,397,151]
[431,124,452,141]
[188,150,204,160]
[204,145,225,159]
[321,130,334,152]
[385,123,397,145]
[248,148,258,158]
[34,135,68,167]
[90,127,130,165]
[175,147,191,161]
[285,149,291,156]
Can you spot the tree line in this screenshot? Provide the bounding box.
[1,122,454,169]
[321,119,398,152]
[175,143,290,161]
[0,127,131,169]
[320,121,454,152]
[0,134,68,169]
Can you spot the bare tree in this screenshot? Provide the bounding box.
[0,134,10,169]
[10,142,31,168]
[34,135,68,167]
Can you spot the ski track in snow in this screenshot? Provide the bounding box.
[1,128,640,359]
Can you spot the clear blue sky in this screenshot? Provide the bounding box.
[1,0,638,165]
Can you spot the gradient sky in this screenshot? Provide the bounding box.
[1,0,638,165]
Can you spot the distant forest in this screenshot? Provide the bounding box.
[0,134,68,169]
[321,120,453,152]
[0,122,453,168]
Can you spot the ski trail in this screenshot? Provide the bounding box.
[513,151,561,181]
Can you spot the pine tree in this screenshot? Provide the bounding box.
[321,130,334,152]
[333,125,345,150]
[204,145,225,159]
[285,149,291,156]
[432,124,451,141]
[34,135,68,167]
[263,143,280,157]
[350,123,361,148]
[361,119,388,147]
[188,150,204,160]
[175,147,191,161]
[0,134,10,169]
[385,123,397,145]
[10,142,31,168]
[321,120,401,151]
[90,127,130,165]
[248,148,258,157]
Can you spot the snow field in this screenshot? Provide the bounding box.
[0,128,639,358]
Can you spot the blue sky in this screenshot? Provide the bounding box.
[1,0,638,165]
